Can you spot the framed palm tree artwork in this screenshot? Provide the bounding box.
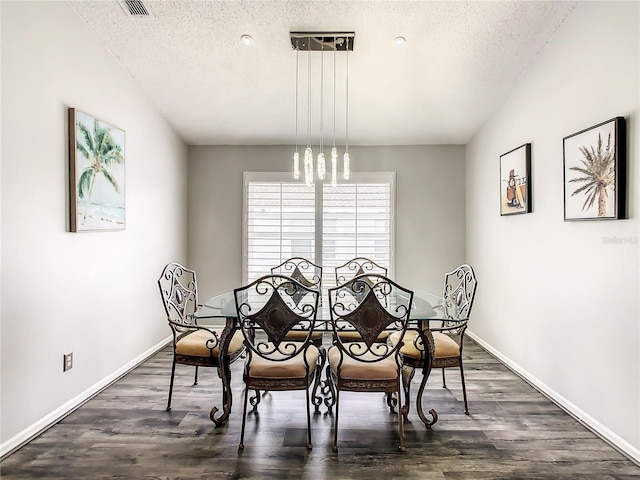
[500,143,532,216]
[68,108,125,232]
[563,117,626,221]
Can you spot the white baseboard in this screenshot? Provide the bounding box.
[467,331,640,466]
[0,337,171,459]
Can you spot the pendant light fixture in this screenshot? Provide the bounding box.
[290,32,354,186]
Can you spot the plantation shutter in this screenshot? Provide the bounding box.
[245,180,315,283]
[322,180,393,288]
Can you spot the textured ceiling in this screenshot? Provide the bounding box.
[69,1,576,146]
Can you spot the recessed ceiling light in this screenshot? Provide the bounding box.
[241,35,254,46]
[393,36,406,47]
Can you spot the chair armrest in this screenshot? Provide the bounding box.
[168,320,221,335]
[428,319,467,333]
[409,317,467,332]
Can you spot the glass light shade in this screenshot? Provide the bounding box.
[343,152,350,179]
[304,147,314,187]
[293,151,300,179]
[317,152,326,180]
[331,147,337,187]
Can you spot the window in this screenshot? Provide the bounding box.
[243,172,395,285]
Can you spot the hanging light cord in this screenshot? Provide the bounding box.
[320,40,324,153]
[307,40,312,148]
[333,38,336,148]
[345,37,349,154]
[295,42,299,154]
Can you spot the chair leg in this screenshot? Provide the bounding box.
[332,388,340,452]
[400,364,416,418]
[193,366,199,386]
[250,390,262,410]
[385,391,397,413]
[305,386,313,449]
[324,365,336,412]
[312,347,326,413]
[239,386,249,449]
[459,362,469,415]
[442,368,447,388]
[166,358,177,412]
[397,384,406,452]
[221,360,231,406]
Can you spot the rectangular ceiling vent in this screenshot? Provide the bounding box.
[117,0,150,16]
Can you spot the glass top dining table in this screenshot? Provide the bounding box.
[190,287,460,428]
[194,289,446,325]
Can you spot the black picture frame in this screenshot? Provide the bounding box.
[500,143,531,216]
[563,117,626,221]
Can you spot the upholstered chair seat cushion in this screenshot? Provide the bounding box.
[175,329,244,357]
[328,344,398,380]
[336,330,390,341]
[284,330,324,341]
[246,344,319,379]
[388,330,460,359]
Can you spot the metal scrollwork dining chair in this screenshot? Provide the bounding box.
[325,274,413,452]
[271,257,323,346]
[234,274,321,450]
[270,257,326,402]
[389,264,478,425]
[157,262,245,412]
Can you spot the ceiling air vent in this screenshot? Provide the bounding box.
[117,0,150,16]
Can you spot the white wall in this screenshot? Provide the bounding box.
[0,2,188,454]
[466,1,639,460]
[187,145,466,298]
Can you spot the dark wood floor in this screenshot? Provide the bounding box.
[2,338,639,479]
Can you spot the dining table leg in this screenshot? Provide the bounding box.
[210,317,236,426]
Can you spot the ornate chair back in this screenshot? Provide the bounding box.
[441,264,478,331]
[158,262,199,334]
[335,257,388,286]
[271,257,322,291]
[234,274,320,366]
[328,274,412,368]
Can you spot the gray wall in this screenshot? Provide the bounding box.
[187,145,466,298]
[1,2,188,453]
[466,1,639,459]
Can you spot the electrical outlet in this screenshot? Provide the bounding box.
[63,352,73,372]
